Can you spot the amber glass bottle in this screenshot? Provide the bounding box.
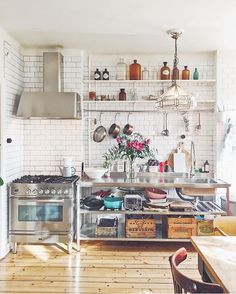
[182,66,190,80]
[129,60,141,80]
[119,89,126,101]
[160,62,170,80]
[172,66,179,80]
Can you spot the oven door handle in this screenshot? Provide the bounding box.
[10,197,65,203]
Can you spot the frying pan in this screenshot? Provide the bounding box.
[108,113,120,138]
[123,112,134,135]
[93,113,107,143]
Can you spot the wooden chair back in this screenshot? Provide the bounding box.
[169,247,223,293]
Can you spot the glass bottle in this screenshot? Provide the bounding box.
[193,68,199,80]
[129,59,141,80]
[160,62,170,80]
[102,68,109,80]
[142,67,149,80]
[94,68,101,80]
[172,66,179,80]
[119,88,126,101]
[182,66,190,80]
[116,58,127,80]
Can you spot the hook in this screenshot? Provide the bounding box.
[114,112,120,123]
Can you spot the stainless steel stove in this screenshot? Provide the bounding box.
[9,175,79,254]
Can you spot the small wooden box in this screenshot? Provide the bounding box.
[197,220,214,236]
[168,217,197,239]
[125,216,156,238]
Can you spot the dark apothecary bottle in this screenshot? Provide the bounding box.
[94,68,101,80]
[172,66,179,80]
[119,88,126,101]
[160,62,170,80]
[182,66,190,80]
[129,59,141,80]
[102,68,109,80]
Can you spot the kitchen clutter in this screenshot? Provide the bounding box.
[58,157,76,177]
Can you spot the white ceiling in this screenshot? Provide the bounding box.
[0,0,235,53]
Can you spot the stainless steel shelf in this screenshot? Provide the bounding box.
[83,79,216,84]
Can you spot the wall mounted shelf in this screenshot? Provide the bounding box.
[83,79,216,84]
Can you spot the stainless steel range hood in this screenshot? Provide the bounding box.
[17,52,80,119]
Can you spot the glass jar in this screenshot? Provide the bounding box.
[182,66,190,80]
[129,59,141,80]
[160,62,170,80]
[119,88,126,101]
[142,67,149,80]
[116,58,127,80]
[126,160,137,179]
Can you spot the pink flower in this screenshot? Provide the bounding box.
[132,141,144,151]
[145,138,151,144]
[116,137,122,143]
[126,142,133,149]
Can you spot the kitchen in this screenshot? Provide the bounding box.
[0,0,236,293]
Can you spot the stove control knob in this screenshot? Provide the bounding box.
[51,189,56,195]
[57,189,62,195]
[63,189,69,195]
[44,189,50,195]
[38,189,44,195]
[26,189,31,194]
[31,189,37,194]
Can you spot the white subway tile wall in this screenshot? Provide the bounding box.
[4,42,24,181]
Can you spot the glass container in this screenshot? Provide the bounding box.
[160,62,170,80]
[116,58,127,80]
[119,88,126,101]
[172,66,179,80]
[193,68,199,80]
[142,67,149,80]
[182,66,190,80]
[129,59,141,80]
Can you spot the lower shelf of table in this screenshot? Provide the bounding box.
[79,223,190,242]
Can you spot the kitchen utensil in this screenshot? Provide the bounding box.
[103,195,123,210]
[182,112,189,132]
[173,147,186,173]
[161,113,169,136]
[123,112,134,135]
[82,195,104,211]
[84,167,107,179]
[93,113,107,143]
[195,112,201,132]
[108,113,120,138]
[145,188,167,200]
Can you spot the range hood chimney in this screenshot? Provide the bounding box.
[17,52,80,119]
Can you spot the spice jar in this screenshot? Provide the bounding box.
[119,89,126,101]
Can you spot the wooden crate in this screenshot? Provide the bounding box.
[125,216,156,238]
[168,217,197,239]
[197,220,214,236]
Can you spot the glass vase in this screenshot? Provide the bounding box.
[127,160,136,179]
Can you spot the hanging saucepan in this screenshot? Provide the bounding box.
[108,113,120,138]
[123,112,133,135]
[93,113,107,143]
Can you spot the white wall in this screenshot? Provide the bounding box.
[0,27,23,259]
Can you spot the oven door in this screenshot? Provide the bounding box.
[10,197,73,233]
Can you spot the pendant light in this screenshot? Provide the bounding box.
[156,29,195,110]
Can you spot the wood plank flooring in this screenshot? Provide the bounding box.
[0,241,200,294]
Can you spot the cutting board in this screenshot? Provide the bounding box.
[168,143,191,172]
[173,152,186,172]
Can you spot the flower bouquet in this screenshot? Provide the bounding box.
[116,133,152,178]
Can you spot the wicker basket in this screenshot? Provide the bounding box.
[95,217,118,237]
[125,215,156,238]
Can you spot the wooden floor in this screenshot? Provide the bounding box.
[0,241,200,294]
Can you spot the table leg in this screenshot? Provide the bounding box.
[226,187,231,216]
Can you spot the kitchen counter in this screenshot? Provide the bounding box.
[78,173,230,189]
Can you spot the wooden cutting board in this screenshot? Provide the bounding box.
[168,144,191,171]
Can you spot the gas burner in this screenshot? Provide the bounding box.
[13,175,79,184]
